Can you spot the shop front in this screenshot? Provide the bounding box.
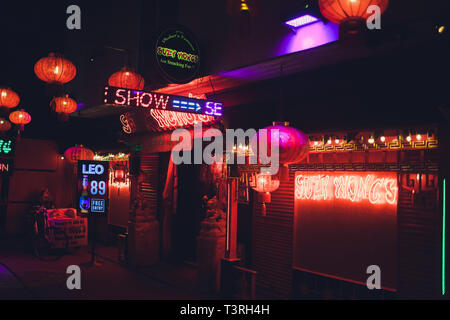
[115,89,226,270]
[236,126,444,299]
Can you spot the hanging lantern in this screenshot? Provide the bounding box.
[109,162,129,192]
[9,109,31,131]
[64,145,94,164]
[113,163,127,184]
[34,53,77,84]
[0,118,12,132]
[252,173,280,193]
[251,122,309,166]
[50,94,77,121]
[0,88,20,109]
[108,67,145,90]
[319,0,389,35]
[250,173,280,215]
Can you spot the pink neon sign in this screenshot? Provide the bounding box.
[150,109,215,129]
[295,172,398,205]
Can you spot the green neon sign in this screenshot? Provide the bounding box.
[443,178,447,296]
[0,139,13,155]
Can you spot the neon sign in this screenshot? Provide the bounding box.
[0,139,14,156]
[150,109,215,129]
[295,172,398,205]
[104,86,223,117]
[77,160,109,215]
[293,170,398,291]
[0,159,11,175]
[155,28,201,83]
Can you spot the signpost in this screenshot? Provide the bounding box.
[77,160,109,266]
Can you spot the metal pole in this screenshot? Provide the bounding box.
[226,177,238,260]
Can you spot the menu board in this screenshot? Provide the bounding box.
[77,160,109,216]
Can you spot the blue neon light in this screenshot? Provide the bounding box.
[172,99,201,112]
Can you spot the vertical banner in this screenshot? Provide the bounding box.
[77,160,109,216]
[293,171,398,291]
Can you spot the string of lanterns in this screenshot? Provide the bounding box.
[0,87,31,135]
[308,129,435,147]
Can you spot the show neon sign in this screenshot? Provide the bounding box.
[295,172,398,205]
[104,86,223,117]
[150,109,215,129]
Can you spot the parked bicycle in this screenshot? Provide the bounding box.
[30,206,69,261]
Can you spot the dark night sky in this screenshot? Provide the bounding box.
[0,1,179,152]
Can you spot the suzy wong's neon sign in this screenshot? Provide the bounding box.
[295,172,398,205]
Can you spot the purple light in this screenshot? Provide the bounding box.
[276,21,339,56]
[285,14,319,28]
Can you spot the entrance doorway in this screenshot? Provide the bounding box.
[172,162,214,264]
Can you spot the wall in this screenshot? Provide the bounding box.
[251,147,441,299]
[6,139,76,235]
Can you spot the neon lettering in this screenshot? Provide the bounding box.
[115,89,127,105]
[150,109,215,129]
[295,173,398,205]
[154,95,169,110]
[139,93,152,107]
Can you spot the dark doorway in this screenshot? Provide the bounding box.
[173,162,209,263]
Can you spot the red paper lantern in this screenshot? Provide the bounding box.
[0,118,12,132]
[251,173,280,215]
[0,88,20,109]
[64,145,94,164]
[50,94,77,119]
[319,0,389,31]
[252,173,280,194]
[251,122,309,166]
[9,109,31,125]
[108,67,145,90]
[34,53,77,84]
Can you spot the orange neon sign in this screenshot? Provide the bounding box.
[295,172,398,205]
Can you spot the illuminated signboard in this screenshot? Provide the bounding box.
[293,171,398,291]
[77,160,109,216]
[104,86,223,117]
[155,27,201,84]
[0,139,14,156]
[0,159,12,175]
[295,173,398,205]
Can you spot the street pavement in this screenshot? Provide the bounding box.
[0,240,209,300]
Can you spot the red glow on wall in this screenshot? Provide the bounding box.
[149,109,215,129]
[295,172,398,206]
[293,170,398,290]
